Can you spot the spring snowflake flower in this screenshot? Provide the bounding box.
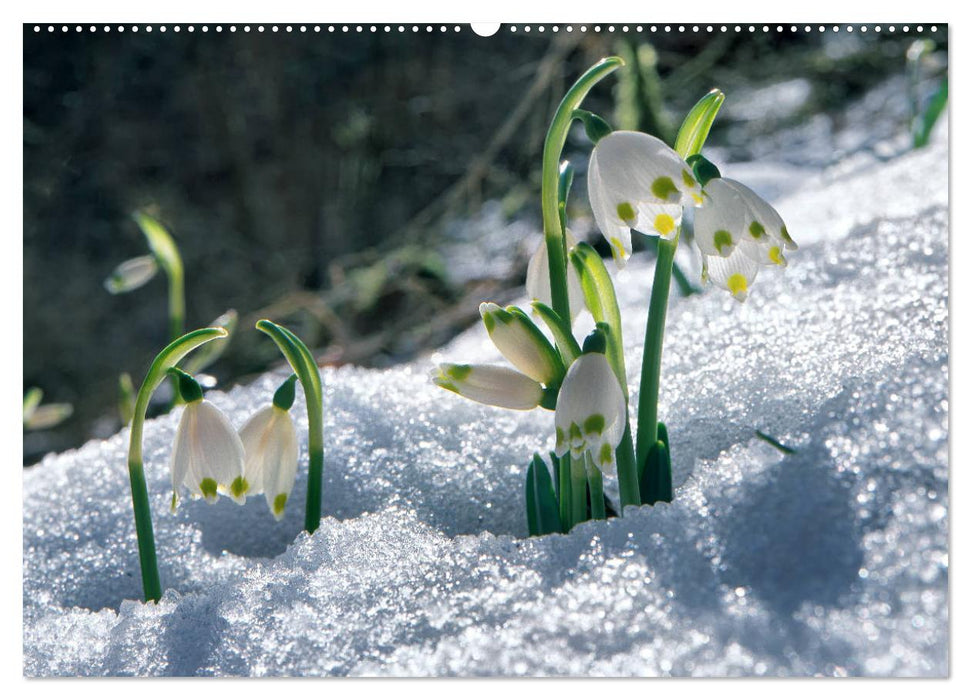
[588,131,704,267]
[695,177,797,301]
[525,231,585,319]
[170,398,246,508]
[238,405,299,520]
[554,352,627,474]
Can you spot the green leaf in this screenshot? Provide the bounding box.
[914,77,947,149]
[526,456,563,536]
[570,243,627,394]
[531,302,581,368]
[755,428,796,455]
[674,88,725,159]
[118,373,136,426]
[640,431,673,505]
[132,212,183,280]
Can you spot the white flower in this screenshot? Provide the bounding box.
[238,406,299,520]
[553,353,627,474]
[479,302,561,384]
[432,363,543,410]
[170,399,246,508]
[588,131,703,268]
[525,231,585,319]
[695,178,797,301]
[104,255,159,294]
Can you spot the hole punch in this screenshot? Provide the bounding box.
[471,23,500,37]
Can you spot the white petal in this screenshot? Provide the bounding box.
[703,244,761,302]
[238,405,277,495]
[720,178,796,251]
[525,232,584,318]
[181,400,246,503]
[169,403,194,502]
[588,131,700,266]
[432,364,543,410]
[694,178,747,258]
[259,409,298,521]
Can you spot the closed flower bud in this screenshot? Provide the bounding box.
[104,255,159,294]
[432,363,543,410]
[525,231,585,319]
[479,302,562,385]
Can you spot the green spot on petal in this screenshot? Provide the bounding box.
[199,478,218,501]
[481,312,496,332]
[569,423,582,442]
[599,442,614,465]
[682,169,697,188]
[749,221,766,239]
[555,427,565,446]
[616,201,636,224]
[273,493,288,516]
[446,364,471,381]
[583,414,605,435]
[781,225,797,248]
[651,176,679,202]
[713,230,733,254]
[230,476,249,500]
[769,246,786,266]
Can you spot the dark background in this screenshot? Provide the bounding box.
[23,24,946,462]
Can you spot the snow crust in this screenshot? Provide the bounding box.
[23,128,948,677]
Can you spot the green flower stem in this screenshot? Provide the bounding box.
[570,454,587,526]
[634,89,725,489]
[126,327,229,602]
[558,453,573,533]
[585,455,606,520]
[542,56,624,324]
[256,320,325,533]
[635,234,677,471]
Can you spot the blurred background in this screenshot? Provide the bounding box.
[23,24,947,463]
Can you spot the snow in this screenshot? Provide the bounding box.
[23,127,948,677]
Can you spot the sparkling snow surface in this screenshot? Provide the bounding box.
[23,128,948,676]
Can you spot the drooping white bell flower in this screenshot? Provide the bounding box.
[553,352,627,474]
[104,255,160,294]
[695,177,797,267]
[587,131,704,267]
[479,302,561,385]
[432,363,544,410]
[238,405,299,520]
[170,398,246,508]
[525,231,585,319]
[695,177,797,301]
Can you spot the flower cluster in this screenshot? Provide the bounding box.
[587,130,795,300]
[169,371,298,520]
